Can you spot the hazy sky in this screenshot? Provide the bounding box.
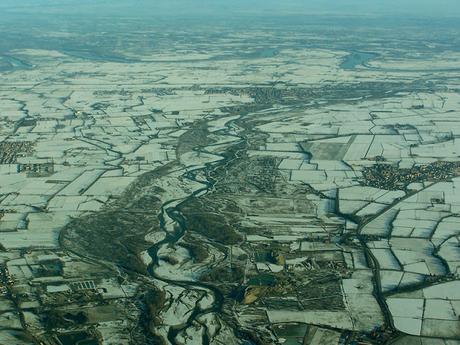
[1,0,460,18]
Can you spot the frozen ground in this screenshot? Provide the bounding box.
[1,12,460,345]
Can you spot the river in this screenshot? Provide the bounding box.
[145,113,250,344]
